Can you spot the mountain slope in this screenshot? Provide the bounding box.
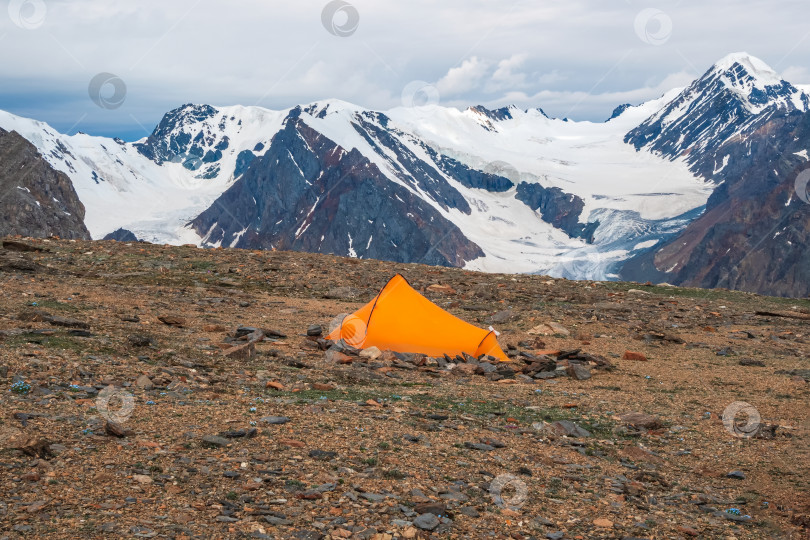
[0,128,90,240]
[0,94,711,276]
[622,53,810,297]
[190,110,484,266]
[625,52,809,166]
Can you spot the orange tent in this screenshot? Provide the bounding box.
[327,274,509,362]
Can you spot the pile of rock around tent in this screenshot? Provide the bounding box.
[320,274,614,381]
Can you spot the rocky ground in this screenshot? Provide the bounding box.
[0,237,808,540]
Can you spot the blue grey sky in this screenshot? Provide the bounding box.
[1,0,808,140]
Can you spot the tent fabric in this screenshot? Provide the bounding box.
[327,274,509,362]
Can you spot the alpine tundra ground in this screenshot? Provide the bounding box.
[0,237,808,540]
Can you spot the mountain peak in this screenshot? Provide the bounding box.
[466,105,516,122]
[711,52,783,87]
[625,52,809,163]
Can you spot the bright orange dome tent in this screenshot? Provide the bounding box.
[327,274,509,362]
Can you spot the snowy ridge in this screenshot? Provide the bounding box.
[0,52,803,280]
[626,53,809,168]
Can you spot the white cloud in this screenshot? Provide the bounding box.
[465,70,696,120]
[435,57,491,97]
[486,53,528,92]
[0,0,808,136]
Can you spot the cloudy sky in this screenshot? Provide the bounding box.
[1,0,808,140]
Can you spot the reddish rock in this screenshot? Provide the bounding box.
[454,363,478,375]
[158,315,186,328]
[222,342,255,359]
[622,351,647,361]
[279,438,306,448]
[426,284,456,295]
[325,349,352,364]
[203,324,227,332]
[536,349,561,357]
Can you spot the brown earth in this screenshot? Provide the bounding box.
[0,237,808,539]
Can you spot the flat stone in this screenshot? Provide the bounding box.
[359,346,382,360]
[459,507,480,517]
[414,502,447,516]
[307,325,323,337]
[264,516,293,526]
[464,442,495,451]
[135,375,154,390]
[566,363,591,380]
[622,351,648,361]
[619,412,662,429]
[202,435,231,448]
[546,420,592,438]
[128,335,156,348]
[260,416,290,425]
[738,358,765,367]
[223,342,255,359]
[413,513,440,531]
[157,315,186,328]
[309,449,337,460]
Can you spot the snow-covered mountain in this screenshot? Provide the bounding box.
[622,53,810,297]
[0,93,711,277]
[626,52,809,165]
[0,52,806,295]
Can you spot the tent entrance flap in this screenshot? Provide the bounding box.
[327,274,509,362]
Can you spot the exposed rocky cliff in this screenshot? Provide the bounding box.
[190,112,484,267]
[0,128,90,240]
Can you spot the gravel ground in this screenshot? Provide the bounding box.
[0,237,808,539]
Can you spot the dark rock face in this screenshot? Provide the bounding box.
[233,149,256,179]
[622,111,810,297]
[350,112,471,214]
[606,104,631,122]
[424,149,514,193]
[515,182,599,242]
[0,129,90,240]
[467,105,514,122]
[190,114,484,267]
[135,104,218,165]
[103,228,139,242]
